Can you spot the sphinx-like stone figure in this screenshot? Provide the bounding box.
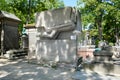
[35,7,81,39]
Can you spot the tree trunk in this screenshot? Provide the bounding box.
[97,0,103,41]
[115,26,119,45]
[95,14,102,41]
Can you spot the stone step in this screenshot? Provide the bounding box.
[82,62,120,76]
[4,49,27,59]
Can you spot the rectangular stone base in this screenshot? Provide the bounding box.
[28,40,77,63]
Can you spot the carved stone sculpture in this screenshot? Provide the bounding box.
[35,7,81,40]
[34,7,82,63]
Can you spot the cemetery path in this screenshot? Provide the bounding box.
[0,58,120,80]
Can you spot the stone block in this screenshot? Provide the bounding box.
[35,40,76,63]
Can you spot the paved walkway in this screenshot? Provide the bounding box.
[0,59,120,80]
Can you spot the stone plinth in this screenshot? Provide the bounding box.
[83,62,120,76]
[35,40,76,63]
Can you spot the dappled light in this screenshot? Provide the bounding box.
[0,59,73,80]
[0,0,120,79]
[0,58,120,80]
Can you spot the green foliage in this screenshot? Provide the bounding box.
[109,42,114,46]
[0,0,64,32]
[77,0,120,43]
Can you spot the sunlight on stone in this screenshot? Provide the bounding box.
[8,61,18,64]
[28,78,34,80]
[17,66,22,69]
[53,72,68,78]
[55,55,59,62]
[0,71,10,78]
[0,64,4,67]
[36,67,42,70]
[43,69,48,74]
[17,71,38,76]
[60,72,68,75]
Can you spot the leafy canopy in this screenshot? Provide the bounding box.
[0,0,64,31]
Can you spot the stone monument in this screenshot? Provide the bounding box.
[33,7,82,63]
[0,10,21,55]
[82,41,120,76]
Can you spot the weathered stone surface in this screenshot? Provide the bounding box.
[4,49,27,59]
[35,7,80,29]
[93,46,113,56]
[35,7,81,39]
[93,50,113,56]
[83,62,120,76]
[35,40,76,63]
[27,7,82,63]
[27,28,37,52]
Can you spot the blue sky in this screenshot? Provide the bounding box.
[63,0,77,7]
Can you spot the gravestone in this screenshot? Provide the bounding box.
[29,7,82,63]
[83,41,120,75]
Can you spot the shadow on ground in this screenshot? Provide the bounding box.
[0,58,120,80]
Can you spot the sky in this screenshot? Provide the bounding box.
[63,0,78,7]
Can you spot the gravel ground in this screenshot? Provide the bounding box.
[0,58,120,80]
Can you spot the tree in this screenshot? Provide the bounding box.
[0,0,8,10]
[0,0,64,32]
[77,0,120,44]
